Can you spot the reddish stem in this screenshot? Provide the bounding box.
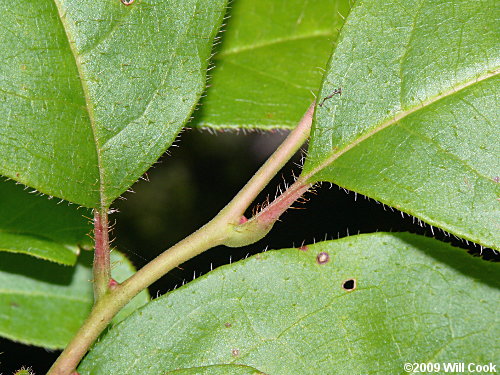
[253,179,311,229]
[48,104,316,375]
[93,209,111,301]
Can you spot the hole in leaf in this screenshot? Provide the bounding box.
[342,278,356,291]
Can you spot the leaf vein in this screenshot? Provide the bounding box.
[307,67,500,181]
[224,58,313,91]
[397,122,493,182]
[52,0,105,208]
[219,32,333,57]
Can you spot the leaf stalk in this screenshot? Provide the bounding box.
[92,209,111,301]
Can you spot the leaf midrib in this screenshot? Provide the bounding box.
[224,58,313,91]
[102,4,199,149]
[52,0,105,209]
[218,31,333,57]
[306,68,500,181]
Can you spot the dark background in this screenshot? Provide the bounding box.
[1,129,497,374]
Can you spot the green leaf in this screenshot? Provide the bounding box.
[79,233,499,374]
[0,179,91,265]
[13,369,35,375]
[0,250,148,349]
[0,0,227,208]
[165,365,265,375]
[193,0,349,129]
[302,0,499,249]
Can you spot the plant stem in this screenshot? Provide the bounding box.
[252,177,312,228]
[47,103,315,375]
[92,209,110,301]
[218,102,315,221]
[222,177,312,247]
[47,222,223,375]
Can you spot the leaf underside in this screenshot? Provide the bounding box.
[0,0,227,208]
[79,233,499,374]
[0,250,148,349]
[0,179,91,265]
[192,0,350,130]
[303,0,500,249]
[165,365,265,375]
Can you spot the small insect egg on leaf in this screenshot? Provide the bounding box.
[231,348,240,357]
[316,251,330,264]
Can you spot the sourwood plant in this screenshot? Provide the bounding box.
[0,0,498,374]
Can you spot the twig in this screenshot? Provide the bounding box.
[47,103,316,375]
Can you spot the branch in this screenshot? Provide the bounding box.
[47,102,315,375]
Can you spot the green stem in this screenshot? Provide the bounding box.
[218,101,315,221]
[47,222,224,375]
[47,102,315,375]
